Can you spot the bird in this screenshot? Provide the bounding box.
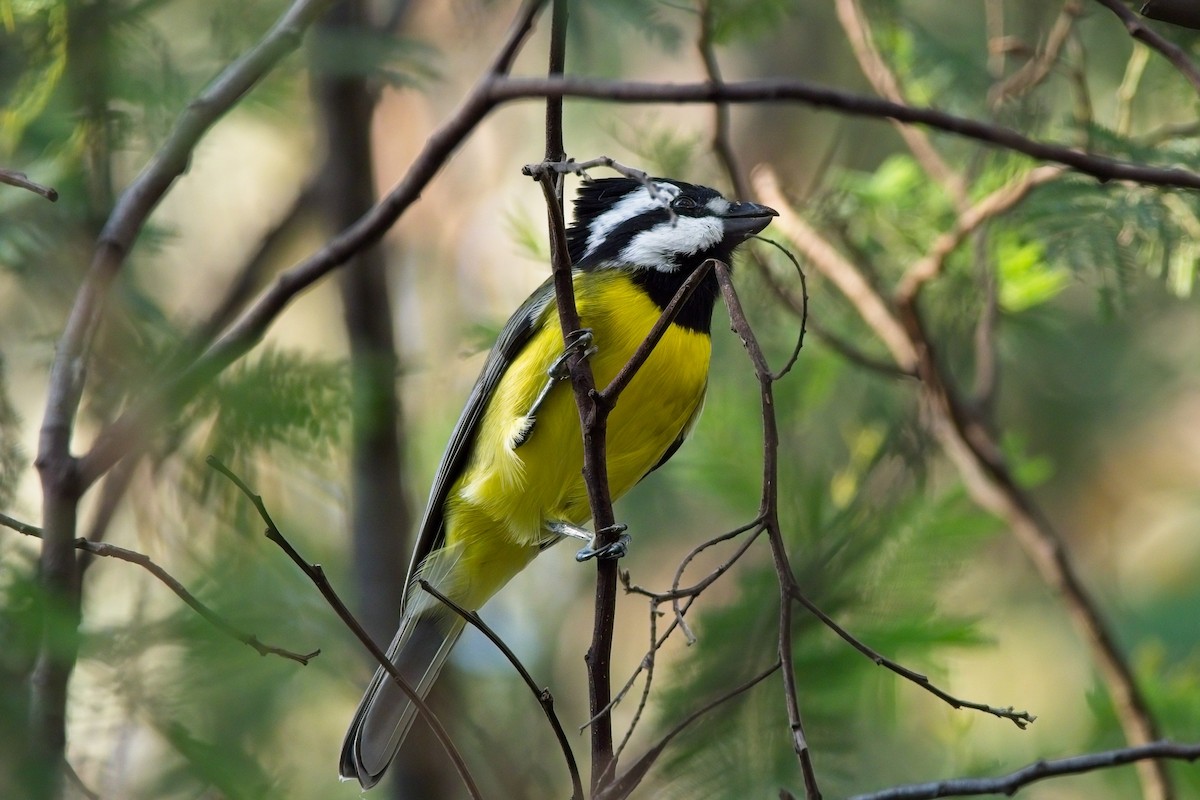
[339,176,776,788]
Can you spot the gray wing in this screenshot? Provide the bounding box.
[400,276,557,605]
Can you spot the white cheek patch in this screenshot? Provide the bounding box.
[705,197,731,216]
[619,216,725,271]
[584,182,679,258]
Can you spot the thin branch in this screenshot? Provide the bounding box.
[0,167,58,201]
[600,259,715,404]
[2,512,318,665]
[598,521,765,725]
[417,580,583,800]
[989,1,1083,107]
[486,76,1200,191]
[715,262,821,800]
[597,662,781,800]
[849,741,1200,800]
[528,162,623,789]
[697,0,751,201]
[786,585,1034,729]
[1092,0,1200,95]
[895,164,1065,302]
[205,456,483,800]
[893,301,1174,800]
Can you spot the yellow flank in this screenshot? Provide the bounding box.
[431,269,711,610]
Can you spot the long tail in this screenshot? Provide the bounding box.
[339,608,466,789]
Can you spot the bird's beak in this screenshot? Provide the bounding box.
[722,201,778,239]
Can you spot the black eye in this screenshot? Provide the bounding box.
[672,196,698,211]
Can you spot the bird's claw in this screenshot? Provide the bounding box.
[575,524,631,562]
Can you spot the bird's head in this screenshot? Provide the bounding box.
[566,177,777,272]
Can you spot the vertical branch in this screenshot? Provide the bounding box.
[536,0,621,789]
[714,263,821,799]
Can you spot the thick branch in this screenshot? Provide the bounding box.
[486,76,1200,190]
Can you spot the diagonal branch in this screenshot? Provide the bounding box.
[835,0,968,208]
[754,166,1172,800]
[597,662,781,800]
[77,0,546,487]
[895,165,1065,302]
[418,580,583,800]
[1,512,318,665]
[206,456,482,800]
[1092,0,1200,94]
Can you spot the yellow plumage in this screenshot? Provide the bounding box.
[430,268,711,610]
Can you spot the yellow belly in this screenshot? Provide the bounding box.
[437,270,711,608]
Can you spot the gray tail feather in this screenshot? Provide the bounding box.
[339,610,466,789]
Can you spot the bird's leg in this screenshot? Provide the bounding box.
[545,520,631,561]
[512,328,596,448]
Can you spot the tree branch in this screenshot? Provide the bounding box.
[1092,0,1200,94]
[2,512,318,665]
[0,167,58,202]
[850,741,1200,800]
[486,76,1200,190]
[418,580,583,800]
[714,262,821,799]
[205,456,482,800]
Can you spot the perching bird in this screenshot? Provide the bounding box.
[339,176,776,788]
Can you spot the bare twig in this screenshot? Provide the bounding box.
[417,580,583,800]
[715,262,821,799]
[205,456,482,800]
[895,164,1065,302]
[786,585,1034,729]
[0,168,58,201]
[600,521,765,725]
[989,1,1083,106]
[600,259,715,404]
[2,512,318,665]
[597,662,781,800]
[1092,0,1200,95]
[849,740,1200,800]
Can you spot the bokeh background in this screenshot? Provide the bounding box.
[3,1,1200,798]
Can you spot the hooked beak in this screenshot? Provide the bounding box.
[722,200,778,240]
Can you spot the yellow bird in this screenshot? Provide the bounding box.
[339,177,776,788]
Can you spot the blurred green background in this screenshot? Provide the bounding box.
[3,0,1200,798]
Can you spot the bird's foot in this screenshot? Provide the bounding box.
[513,329,596,449]
[574,524,631,562]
